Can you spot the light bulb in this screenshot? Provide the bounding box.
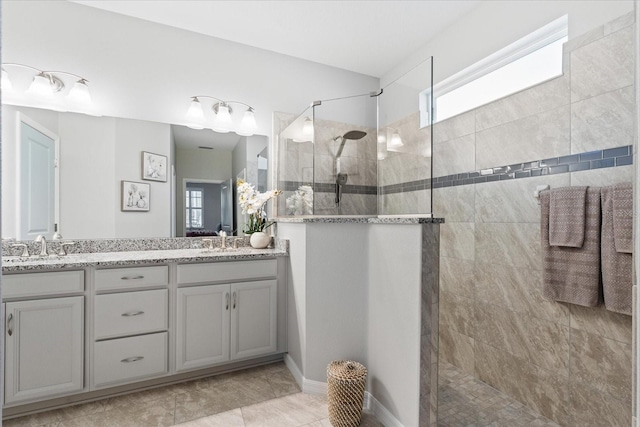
[237,108,257,136]
[68,79,92,106]
[302,117,313,136]
[388,131,403,148]
[377,133,386,144]
[27,73,54,98]
[212,103,233,133]
[377,152,386,160]
[1,68,13,92]
[186,97,205,123]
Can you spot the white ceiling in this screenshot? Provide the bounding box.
[172,125,243,151]
[72,0,480,78]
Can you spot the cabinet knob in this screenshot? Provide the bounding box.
[120,356,144,363]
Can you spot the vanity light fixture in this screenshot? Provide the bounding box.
[186,95,258,136]
[2,63,93,108]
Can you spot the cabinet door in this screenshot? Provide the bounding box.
[230,280,277,360]
[5,296,84,405]
[176,284,230,371]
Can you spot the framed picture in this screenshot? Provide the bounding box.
[121,180,150,212]
[142,151,167,182]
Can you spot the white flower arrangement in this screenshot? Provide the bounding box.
[286,185,314,215]
[237,179,281,234]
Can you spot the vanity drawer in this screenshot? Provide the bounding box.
[177,260,277,285]
[93,332,168,388]
[94,289,168,339]
[95,266,168,291]
[3,270,84,299]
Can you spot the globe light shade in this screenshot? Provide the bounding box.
[388,131,403,148]
[186,97,205,123]
[68,79,92,106]
[27,73,54,98]
[237,108,257,136]
[1,68,13,92]
[302,116,313,136]
[212,104,233,133]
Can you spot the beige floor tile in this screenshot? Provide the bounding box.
[266,369,301,397]
[58,408,141,427]
[57,400,109,421]
[119,395,176,427]
[241,393,327,427]
[174,408,245,427]
[3,410,62,427]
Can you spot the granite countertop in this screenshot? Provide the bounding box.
[2,247,288,273]
[275,216,445,224]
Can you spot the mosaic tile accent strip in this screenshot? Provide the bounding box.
[282,181,378,195]
[431,145,633,190]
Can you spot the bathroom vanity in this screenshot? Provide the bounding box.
[1,239,288,417]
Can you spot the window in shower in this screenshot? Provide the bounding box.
[421,14,568,124]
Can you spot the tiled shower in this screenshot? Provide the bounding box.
[275,10,635,426]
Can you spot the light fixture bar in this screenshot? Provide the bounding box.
[185,95,257,136]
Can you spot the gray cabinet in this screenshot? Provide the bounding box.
[176,284,230,371]
[176,280,277,372]
[4,296,84,405]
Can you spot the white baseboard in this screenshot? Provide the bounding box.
[284,354,303,390]
[367,392,404,427]
[283,355,404,427]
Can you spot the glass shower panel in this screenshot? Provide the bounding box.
[312,94,378,215]
[276,108,314,216]
[378,57,434,216]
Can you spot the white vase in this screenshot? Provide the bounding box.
[250,231,271,249]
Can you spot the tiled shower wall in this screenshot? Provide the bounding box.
[435,12,635,427]
[277,115,377,216]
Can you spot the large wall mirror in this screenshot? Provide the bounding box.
[1,105,268,240]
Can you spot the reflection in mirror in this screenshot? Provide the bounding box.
[1,105,269,241]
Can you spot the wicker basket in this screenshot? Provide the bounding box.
[327,360,368,427]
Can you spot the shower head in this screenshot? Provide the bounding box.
[334,130,368,159]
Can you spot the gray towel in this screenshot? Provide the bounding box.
[541,188,602,307]
[548,186,588,247]
[602,185,633,315]
[612,183,633,254]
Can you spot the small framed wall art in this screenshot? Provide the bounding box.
[121,180,150,212]
[142,151,167,182]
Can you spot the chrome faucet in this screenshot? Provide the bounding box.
[35,235,48,257]
[219,231,227,249]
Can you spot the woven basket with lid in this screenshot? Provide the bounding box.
[327,360,368,427]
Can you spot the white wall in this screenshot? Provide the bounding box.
[382,1,635,87]
[276,222,308,374]
[368,225,422,427]
[114,119,171,238]
[58,113,116,239]
[305,224,369,382]
[2,1,379,136]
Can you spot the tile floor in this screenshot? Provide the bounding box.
[3,362,382,427]
[437,362,561,427]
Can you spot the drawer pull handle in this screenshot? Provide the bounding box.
[7,313,13,337]
[233,291,237,309]
[226,292,229,310]
[121,275,145,280]
[121,356,144,363]
[122,311,145,317]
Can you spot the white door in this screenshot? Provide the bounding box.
[18,120,58,240]
[5,296,84,405]
[230,280,277,360]
[176,284,230,371]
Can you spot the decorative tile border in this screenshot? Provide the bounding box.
[281,145,633,196]
[431,145,632,189]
